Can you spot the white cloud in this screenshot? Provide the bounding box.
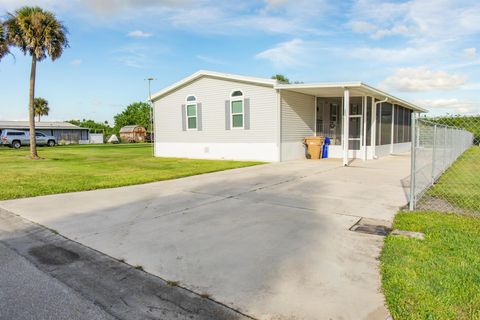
[114,45,149,68]
[415,98,479,114]
[464,47,477,58]
[127,30,153,38]
[348,0,480,43]
[196,55,225,65]
[255,39,307,68]
[351,45,440,62]
[380,67,466,92]
[349,21,375,33]
[81,0,194,15]
[371,25,410,40]
[0,0,331,36]
[71,59,82,65]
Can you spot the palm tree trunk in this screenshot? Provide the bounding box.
[29,56,39,159]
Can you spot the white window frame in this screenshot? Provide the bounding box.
[230,90,244,129]
[185,95,198,130]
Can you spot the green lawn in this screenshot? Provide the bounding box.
[381,212,480,320]
[382,144,480,319]
[0,144,261,200]
[427,146,480,212]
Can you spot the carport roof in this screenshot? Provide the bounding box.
[275,82,428,112]
[0,121,86,130]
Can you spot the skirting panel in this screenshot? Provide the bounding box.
[155,142,280,162]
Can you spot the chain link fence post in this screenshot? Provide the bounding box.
[409,112,417,211]
[431,124,437,186]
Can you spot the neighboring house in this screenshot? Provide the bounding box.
[119,125,147,143]
[151,70,427,164]
[0,121,89,144]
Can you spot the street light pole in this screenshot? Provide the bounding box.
[145,77,156,157]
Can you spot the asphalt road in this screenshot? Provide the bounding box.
[0,242,114,320]
[0,209,248,320]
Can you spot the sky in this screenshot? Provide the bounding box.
[0,0,480,123]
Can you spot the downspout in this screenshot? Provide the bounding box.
[372,97,388,159]
[277,89,282,162]
[342,88,350,166]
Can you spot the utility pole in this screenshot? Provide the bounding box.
[145,77,156,157]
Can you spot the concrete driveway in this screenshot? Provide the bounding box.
[0,155,410,320]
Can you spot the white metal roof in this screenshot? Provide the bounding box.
[0,121,87,130]
[150,70,277,101]
[151,70,427,112]
[275,82,428,112]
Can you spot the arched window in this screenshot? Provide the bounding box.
[230,90,244,129]
[185,95,197,130]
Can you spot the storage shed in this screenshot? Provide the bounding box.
[119,125,147,143]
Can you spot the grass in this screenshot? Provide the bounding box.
[0,144,261,200]
[427,146,480,211]
[381,212,480,319]
[166,280,179,287]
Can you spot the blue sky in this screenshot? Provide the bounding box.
[1,0,479,123]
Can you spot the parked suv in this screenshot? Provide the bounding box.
[0,130,57,149]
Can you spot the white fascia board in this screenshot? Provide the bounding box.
[275,82,428,113]
[359,83,428,113]
[275,82,362,90]
[151,70,277,102]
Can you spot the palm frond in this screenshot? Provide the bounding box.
[0,21,9,59]
[5,6,68,61]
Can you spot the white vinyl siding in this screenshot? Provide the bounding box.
[154,76,278,143]
[280,90,315,161]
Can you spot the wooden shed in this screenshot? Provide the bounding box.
[119,125,147,143]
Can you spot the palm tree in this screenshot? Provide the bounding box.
[5,7,68,159]
[0,22,8,60]
[34,97,49,121]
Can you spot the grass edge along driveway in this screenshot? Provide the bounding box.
[380,211,480,320]
[0,144,262,200]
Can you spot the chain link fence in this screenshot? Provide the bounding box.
[410,115,480,215]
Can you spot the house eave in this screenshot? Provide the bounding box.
[150,70,277,102]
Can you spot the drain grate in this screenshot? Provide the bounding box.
[350,218,392,236]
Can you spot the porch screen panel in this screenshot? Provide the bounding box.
[394,106,399,143]
[366,97,372,146]
[316,98,342,145]
[376,101,381,145]
[400,107,406,143]
[405,109,412,142]
[380,103,392,145]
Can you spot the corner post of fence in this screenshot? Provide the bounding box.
[431,124,437,185]
[409,113,417,211]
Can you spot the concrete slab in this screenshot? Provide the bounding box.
[0,154,411,320]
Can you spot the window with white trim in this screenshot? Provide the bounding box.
[231,90,244,129]
[186,95,197,130]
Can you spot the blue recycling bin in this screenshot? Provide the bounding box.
[322,137,330,159]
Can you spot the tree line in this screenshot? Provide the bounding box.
[68,102,152,137]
